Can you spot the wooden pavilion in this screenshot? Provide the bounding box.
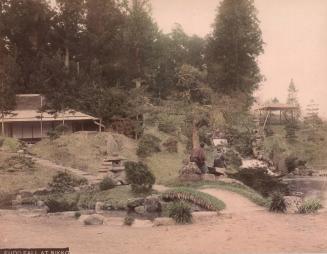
[256,103,299,130]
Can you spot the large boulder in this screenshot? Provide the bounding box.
[80,214,105,225]
[179,162,202,181]
[284,196,303,213]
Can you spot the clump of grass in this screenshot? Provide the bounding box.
[44,193,80,213]
[269,192,287,213]
[297,199,323,214]
[99,177,116,191]
[168,201,192,224]
[163,187,225,211]
[124,215,135,226]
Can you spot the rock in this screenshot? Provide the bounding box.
[214,167,227,176]
[144,195,161,213]
[132,219,153,228]
[103,202,114,211]
[12,195,22,206]
[95,202,104,214]
[80,214,105,225]
[153,217,175,227]
[36,200,45,208]
[135,206,146,215]
[192,211,219,221]
[201,174,217,181]
[284,196,303,213]
[32,187,52,196]
[21,197,36,205]
[127,198,145,209]
[179,162,202,182]
[19,190,33,198]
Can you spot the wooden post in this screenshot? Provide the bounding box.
[280,110,282,124]
[1,112,4,136]
[99,119,102,132]
[40,114,43,138]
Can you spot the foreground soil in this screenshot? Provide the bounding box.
[1,189,327,254]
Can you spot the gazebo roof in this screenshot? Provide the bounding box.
[257,103,299,111]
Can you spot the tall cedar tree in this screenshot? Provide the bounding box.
[83,0,127,85]
[206,0,264,105]
[0,0,53,92]
[54,0,85,69]
[124,0,159,86]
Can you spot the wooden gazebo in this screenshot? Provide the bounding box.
[257,103,299,130]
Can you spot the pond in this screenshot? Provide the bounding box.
[283,176,327,207]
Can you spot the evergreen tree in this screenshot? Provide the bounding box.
[206,0,264,105]
[287,79,301,120]
[0,0,54,92]
[123,0,159,87]
[54,0,86,69]
[82,0,127,85]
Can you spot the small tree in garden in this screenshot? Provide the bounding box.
[125,161,155,193]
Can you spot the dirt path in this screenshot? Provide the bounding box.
[202,188,264,214]
[27,155,101,184]
[1,207,327,254]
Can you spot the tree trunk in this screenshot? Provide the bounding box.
[1,112,4,136]
[65,46,70,69]
[192,117,199,149]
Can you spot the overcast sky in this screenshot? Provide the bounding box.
[150,0,327,117]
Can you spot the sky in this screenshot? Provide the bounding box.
[150,0,327,117]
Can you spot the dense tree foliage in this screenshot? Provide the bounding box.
[206,0,264,105]
[0,0,264,130]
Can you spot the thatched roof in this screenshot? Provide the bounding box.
[3,110,98,123]
[3,94,98,123]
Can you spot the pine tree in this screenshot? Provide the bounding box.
[206,0,264,105]
[287,79,301,119]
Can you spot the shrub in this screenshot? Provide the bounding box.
[285,156,298,172]
[45,194,79,213]
[124,215,135,226]
[162,138,178,153]
[137,134,161,158]
[158,118,177,134]
[269,192,287,213]
[163,187,225,211]
[99,177,116,191]
[224,148,242,170]
[47,124,69,140]
[74,211,81,219]
[168,201,192,224]
[125,161,155,193]
[298,199,323,214]
[48,171,83,193]
[0,155,35,172]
